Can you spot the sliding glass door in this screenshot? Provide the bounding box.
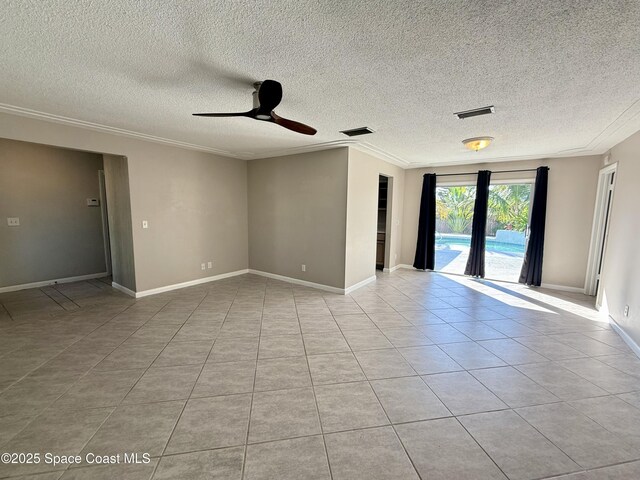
[434,185,476,275]
[484,183,532,281]
[434,182,533,282]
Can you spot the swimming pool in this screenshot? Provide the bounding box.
[436,234,525,255]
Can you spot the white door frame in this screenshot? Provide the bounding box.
[98,170,112,276]
[584,162,617,297]
[378,174,394,272]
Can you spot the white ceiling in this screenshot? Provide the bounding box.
[2,1,640,167]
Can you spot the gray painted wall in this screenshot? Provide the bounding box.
[0,138,106,287]
[248,148,349,289]
[127,147,248,292]
[103,154,136,291]
[0,112,249,293]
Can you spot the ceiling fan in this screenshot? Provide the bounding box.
[193,80,317,136]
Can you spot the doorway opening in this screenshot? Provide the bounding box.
[377,175,389,271]
[586,163,617,303]
[0,139,121,295]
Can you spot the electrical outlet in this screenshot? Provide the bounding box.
[207,261,212,269]
[301,264,306,272]
[624,305,630,317]
[201,263,206,271]
[7,217,20,226]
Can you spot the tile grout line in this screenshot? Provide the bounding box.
[239,282,266,480]
[0,292,169,477]
[59,296,183,475]
[153,285,236,479]
[2,273,639,479]
[299,293,336,480]
[0,296,149,449]
[333,291,424,480]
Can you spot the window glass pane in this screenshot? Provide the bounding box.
[484,184,532,282]
[435,185,476,274]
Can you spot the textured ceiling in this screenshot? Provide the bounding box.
[2,1,640,167]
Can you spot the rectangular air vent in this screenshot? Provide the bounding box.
[340,127,375,137]
[454,105,495,119]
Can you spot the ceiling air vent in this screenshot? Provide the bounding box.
[454,105,495,120]
[340,127,375,137]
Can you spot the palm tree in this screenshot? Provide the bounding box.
[436,187,476,233]
[488,184,531,232]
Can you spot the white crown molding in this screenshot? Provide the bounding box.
[0,103,413,166]
[4,98,638,169]
[0,103,244,159]
[245,139,412,168]
[410,150,603,169]
[585,97,640,152]
[404,98,640,169]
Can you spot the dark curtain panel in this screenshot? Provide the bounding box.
[413,173,437,270]
[464,170,492,277]
[520,166,550,286]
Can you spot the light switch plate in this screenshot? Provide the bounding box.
[7,217,20,226]
[142,220,148,229]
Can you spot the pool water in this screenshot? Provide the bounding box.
[436,234,525,256]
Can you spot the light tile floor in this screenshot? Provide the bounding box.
[1,272,640,479]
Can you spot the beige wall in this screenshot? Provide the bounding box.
[0,112,249,293]
[400,155,602,289]
[0,139,106,287]
[3,110,621,301]
[128,148,248,291]
[346,149,405,288]
[103,155,136,291]
[248,148,349,289]
[600,130,640,347]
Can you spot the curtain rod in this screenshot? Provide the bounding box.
[435,168,545,177]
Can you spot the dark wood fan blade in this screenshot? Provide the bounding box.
[258,80,283,111]
[193,110,254,117]
[271,112,317,135]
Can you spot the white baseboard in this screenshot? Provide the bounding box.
[248,269,347,294]
[345,275,377,294]
[383,264,405,273]
[540,283,585,294]
[134,269,249,298]
[609,318,640,359]
[0,272,109,294]
[381,268,585,294]
[111,282,136,298]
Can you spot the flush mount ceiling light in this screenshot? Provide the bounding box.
[462,136,494,151]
